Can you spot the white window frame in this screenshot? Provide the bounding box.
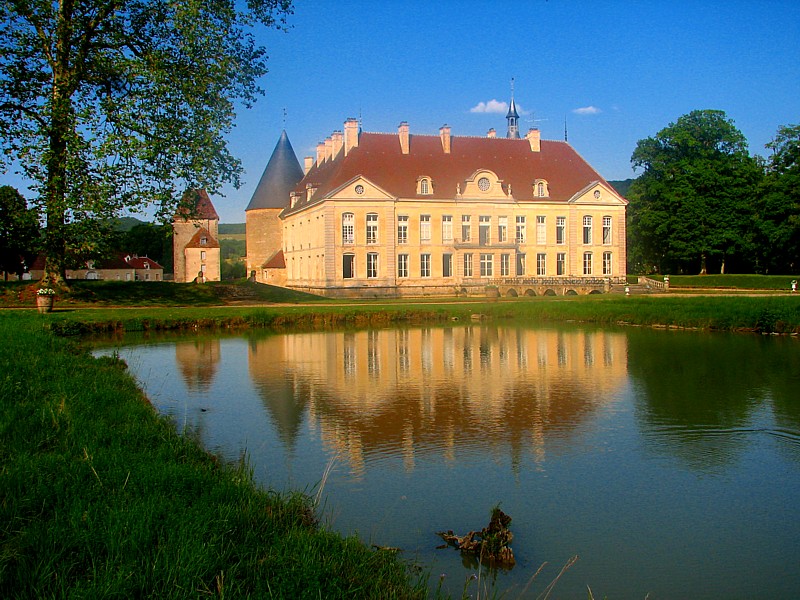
[583,216,593,245]
[443,253,453,277]
[420,215,431,242]
[342,212,355,245]
[537,253,547,276]
[603,216,612,245]
[420,253,431,277]
[480,253,493,277]
[397,215,408,244]
[556,216,566,245]
[366,252,378,278]
[461,215,471,242]
[557,252,566,275]
[442,215,453,242]
[343,254,355,279]
[464,253,473,277]
[603,251,613,275]
[397,254,409,278]
[515,216,526,243]
[498,216,508,243]
[366,213,378,245]
[583,251,593,275]
[536,215,546,244]
[500,254,510,276]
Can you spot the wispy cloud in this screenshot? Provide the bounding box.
[573,106,602,115]
[470,99,508,114]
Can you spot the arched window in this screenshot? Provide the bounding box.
[420,178,429,194]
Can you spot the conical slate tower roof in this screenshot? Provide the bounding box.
[246,130,304,211]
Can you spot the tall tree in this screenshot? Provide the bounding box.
[753,124,800,273]
[627,110,762,274]
[0,0,292,287]
[0,185,40,280]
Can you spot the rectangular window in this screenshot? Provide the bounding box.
[516,253,526,276]
[498,216,508,243]
[500,254,510,276]
[603,251,613,275]
[537,253,547,275]
[200,250,206,260]
[536,216,546,244]
[603,216,612,245]
[420,215,431,242]
[480,253,493,277]
[342,213,355,245]
[463,253,473,277]
[556,216,566,245]
[343,254,355,279]
[583,216,593,245]
[583,252,593,275]
[515,216,526,243]
[397,215,408,244]
[367,252,378,278]
[398,254,409,278]
[420,253,431,277]
[442,215,453,242]
[557,252,566,275]
[479,216,491,246]
[366,213,378,244]
[443,253,453,277]
[461,215,471,242]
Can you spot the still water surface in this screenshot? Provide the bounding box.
[95,325,800,599]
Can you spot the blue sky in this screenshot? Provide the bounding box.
[3,1,799,223]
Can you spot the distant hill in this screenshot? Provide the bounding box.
[113,216,148,232]
[609,179,635,197]
[219,223,245,235]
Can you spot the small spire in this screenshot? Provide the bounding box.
[506,77,520,139]
[564,114,568,142]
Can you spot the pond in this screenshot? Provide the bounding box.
[94,324,800,599]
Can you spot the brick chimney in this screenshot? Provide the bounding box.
[439,125,451,154]
[398,121,410,155]
[324,136,333,161]
[344,118,359,156]
[316,142,325,166]
[526,128,541,152]
[332,130,343,158]
[304,156,313,174]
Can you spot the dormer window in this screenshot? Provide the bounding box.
[200,236,207,246]
[416,176,433,195]
[534,180,549,197]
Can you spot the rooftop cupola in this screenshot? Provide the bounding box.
[506,78,520,139]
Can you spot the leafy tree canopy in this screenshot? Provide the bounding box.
[627,109,762,274]
[0,185,40,279]
[0,0,293,286]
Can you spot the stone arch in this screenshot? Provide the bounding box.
[565,289,578,296]
[589,289,602,295]
[524,289,536,297]
[543,289,557,296]
[507,288,519,297]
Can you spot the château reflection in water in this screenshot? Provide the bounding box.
[242,326,628,479]
[104,325,800,599]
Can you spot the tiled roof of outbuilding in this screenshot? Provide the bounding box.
[282,132,615,217]
[175,189,219,221]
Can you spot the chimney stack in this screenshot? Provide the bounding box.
[398,121,410,154]
[304,156,313,174]
[344,118,359,156]
[316,142,325,166]
[332,130,343,158]
[439,125,451,154]
[526,128,541,152]
[324,136,333,161]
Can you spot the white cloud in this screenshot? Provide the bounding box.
[470,99,508,114]
[573,106,602,115]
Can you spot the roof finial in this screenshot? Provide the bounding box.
[564,114,568,142]
[506,77,520,139]
[282,107,287,128]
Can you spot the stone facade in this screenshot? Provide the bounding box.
[173,190,221,283]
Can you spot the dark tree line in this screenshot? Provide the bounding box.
[627,110,800,275]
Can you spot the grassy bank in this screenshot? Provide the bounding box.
[0,312,427,599]
[29,294,800,335]
[647,273,799,290]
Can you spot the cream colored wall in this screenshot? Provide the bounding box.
[173,218,219,283]
[184,247,220,282]
[246,208,282,282]
[281,186,627,293]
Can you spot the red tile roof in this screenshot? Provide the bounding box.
[263,250,286,269]
[175,189,220,221]
[282,131,615,216]
[185,227,220,249]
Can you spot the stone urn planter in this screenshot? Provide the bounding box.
[36,291,55,313]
